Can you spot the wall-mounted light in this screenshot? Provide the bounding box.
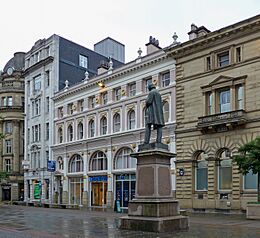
[97,82,105,88]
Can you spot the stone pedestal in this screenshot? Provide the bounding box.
[120,143,189,232]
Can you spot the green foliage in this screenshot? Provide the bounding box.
[233,137,260,175]
[0,172,10,179]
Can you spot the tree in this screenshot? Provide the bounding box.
[233,137,260,203]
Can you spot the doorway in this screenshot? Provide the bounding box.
[91,182,107,206]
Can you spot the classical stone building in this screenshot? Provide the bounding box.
[23,35,124,204]
[0,52,25,201]
[52,38,176,208]
[166,14,260,211]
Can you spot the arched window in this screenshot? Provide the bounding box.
[77,122,83,140]
[100,116,107,135]
[143,107,148,127]
[128,110,135,130]
[194,151,208,191]
[58,127,63,143]
[90,151,107,171]
[115,147,136,169]
[88,119,95,138]
[163,101,169,123]
[57,157,63,170]
[69,154,83,173]
[67,125,73,142]
[218,149,232,190]
[113,113,120,132]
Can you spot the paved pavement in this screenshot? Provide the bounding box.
[0,205,259,238]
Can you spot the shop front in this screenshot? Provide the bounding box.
[89,175,107,207]
[69,177,83,205]
[115,174,136,208]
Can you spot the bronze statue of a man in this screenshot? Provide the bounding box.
[144,83,165,144]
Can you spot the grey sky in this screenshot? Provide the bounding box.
[0,0,259,70]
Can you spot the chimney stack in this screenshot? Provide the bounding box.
[188,24,211,40]
[145,36,161,55]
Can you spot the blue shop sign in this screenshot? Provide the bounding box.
[47,160,56,172]
[89,176,108,182]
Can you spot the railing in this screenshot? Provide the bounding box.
[0,106,24,111]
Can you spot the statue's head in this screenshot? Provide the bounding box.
[148,83,156,91]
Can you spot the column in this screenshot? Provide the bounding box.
[230,86,236,111]
[106,147,113,208]
[62,155,69,204]
[82,152,88,206]
[13,120,20,172]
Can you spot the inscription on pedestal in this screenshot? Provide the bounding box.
[158,167,171,196]
[138,167,154,196]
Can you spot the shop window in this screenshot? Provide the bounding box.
[100,116,107,135]
[115,147,136,169]
[90,151,107,171]
[69,154,83,173]
[128,110,135,130]
[113,113,120,133]
[218,149,232,191]
[88,119,95,137]
[244,170,257,190]
[163,101,169,123]
[195,152,208,191]
[77,122,83,139]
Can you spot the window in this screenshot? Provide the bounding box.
[21,96,25,108]
[46,70,50,87]
[68,103,73,115]
[79,55,88,68]
[57,157,64,171]
[7,96,13,106]
[78,99,84,112]
[100,117,107,135]
[145,78,152,92]
[195,152,208,191]
[90,151,107,171]
[113,113,120,132]
[218,149,232,190]
[128,110,135,130]
[46,123,49,140]
[101,92,108,105]
[5,159,12,172]
[46,46,50,56]
[206,56,211,71]
[217,51,229,67]
[67,125,73,142]
[236,47,241,63]
[77,122,83,139]
[236,85,243,110]
[143,107,148,127]
[5,121,12,134]
[89,119,95,137]
[115,147,136,169]
[69,154,83,173]
[219,89,230,113]
[35,99,41,116]
[58,107,63,118]
[114,87,121,101]
[33,75,41,92]
[244,171,257,190]
[46,151,49,161]
[163,101,169,123]
[5,140,12,154]
[35,52,40,62]
[58,127,63,143]
[129,83,136,97]
[89,96,95,109]
[207,92,213,115]
[161,72,170,87]
[46,97,49,113]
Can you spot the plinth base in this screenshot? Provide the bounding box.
[120,215,189,233]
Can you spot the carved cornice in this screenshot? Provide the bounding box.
[23,56,54,76]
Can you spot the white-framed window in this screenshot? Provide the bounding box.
[69,154,83,173]
[195,152,208,191]
[46,97,50,113]
[161,72,170,87]
[58,127,63,143]
[217,51,229,67]
[5,121,12,134]
[46,122,49,140]
[244,170,257,190]
[143,107,148,127]
[67,124,73,142]
[206,56,211,71]
[57,157,64,171]
[89,96,95,109]
[114,87,121,101]
[236,47,242,63]
[45,70,50,87]
[35,99,41,116]
[79,55,88,69]
[236,85,244,110]
[145,78,152,92]
[219,89,230,113]
[163,101,169,123]
[101,92,108,105]
[77,122,83,139]
[68,103,73,115]
[58,107,64,118]
[218,149,232,191]
[129,83,136,97]
[115,147,136,169]
[90,151,107,171]
[5,140,12,154]
[128,110,135,130]
[78,99,84,112]
[33,75,41,92]
[113,113,120,132]
[89,119,95,138]
[5,159,12,172]
[207,92,213,115]
[100,116,107,135]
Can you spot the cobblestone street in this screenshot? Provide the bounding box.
[0,205,259,238]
